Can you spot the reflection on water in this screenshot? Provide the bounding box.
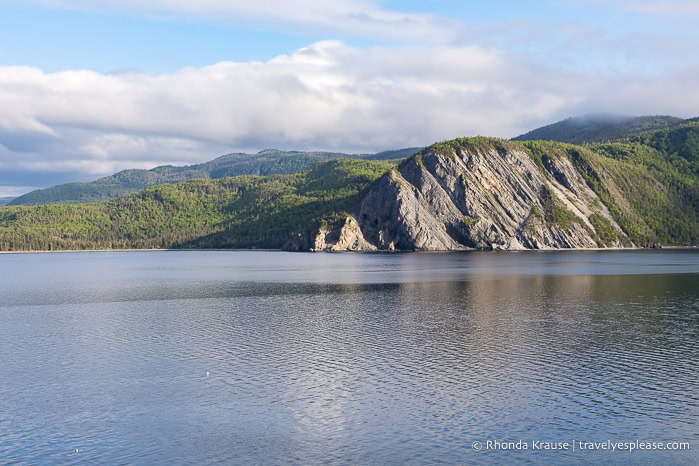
[0,250,698,464]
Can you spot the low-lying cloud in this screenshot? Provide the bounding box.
[1,40,698,193]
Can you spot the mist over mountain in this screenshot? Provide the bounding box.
[514,114,699,176]
[512,114,683,144]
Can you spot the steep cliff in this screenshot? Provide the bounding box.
[308,138,632,251]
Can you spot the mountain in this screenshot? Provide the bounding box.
[8,148,421,206]
[0,160,394,251]
[0,197,15,206]
[512,114,682,144]
[299,137,697,251]
[1,136,696,252]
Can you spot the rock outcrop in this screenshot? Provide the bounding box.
[313,216,377,252]
[288,139,632,251]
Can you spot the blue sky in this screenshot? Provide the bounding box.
[0,4,312,73]
[0,0,698,196]
[0,1,690,73]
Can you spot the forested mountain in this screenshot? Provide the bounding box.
[0,197,15,206]
[514,114,699,175]
[513,114,682,144]
[301,136,697,251]
[1,135,696,252]
[0,159,394,251]
[9,148,421,206]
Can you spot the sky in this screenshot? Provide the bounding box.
[1,0,698,197]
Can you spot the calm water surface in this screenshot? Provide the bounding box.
[0,250,698,464]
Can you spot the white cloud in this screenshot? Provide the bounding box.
[0,42,571,173]
[0,186,41,198]
[0,40,698,183]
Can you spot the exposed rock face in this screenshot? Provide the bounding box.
[282,217,376,252]
[297,141,631,251]
[313,216,377,252]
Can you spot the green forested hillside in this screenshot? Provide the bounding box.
[632,123,699,175]
[0,159,393,251]
[522,141,698,246]
[513,114,682,144]
[8,150,358,206]
[1,135,697,251]
[511,114,699,245]
[9,148,420,206]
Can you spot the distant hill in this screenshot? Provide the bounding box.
[512,114,682,144]
[0,197,15,206]
[514,114,699,176]
[9,147,422,206]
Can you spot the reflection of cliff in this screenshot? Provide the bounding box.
[388,273,690,388]
[192,268,698,459]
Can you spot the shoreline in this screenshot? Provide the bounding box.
[0,248,283,254]
[0,246,696,255]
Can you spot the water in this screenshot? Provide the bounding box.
[0,250,697,465]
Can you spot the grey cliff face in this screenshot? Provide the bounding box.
[293,142,630,251]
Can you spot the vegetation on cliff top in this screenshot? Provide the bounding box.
[430,136,517,156]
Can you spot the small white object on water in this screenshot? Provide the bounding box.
[75,449,79,453]
[206,371,209,377]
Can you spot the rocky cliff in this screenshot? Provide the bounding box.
[298,138,632,251]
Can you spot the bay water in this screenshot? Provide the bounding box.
[0,250,697,464]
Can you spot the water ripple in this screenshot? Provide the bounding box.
[0,251,697,464]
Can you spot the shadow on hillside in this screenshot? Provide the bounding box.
[174,195,361,250]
